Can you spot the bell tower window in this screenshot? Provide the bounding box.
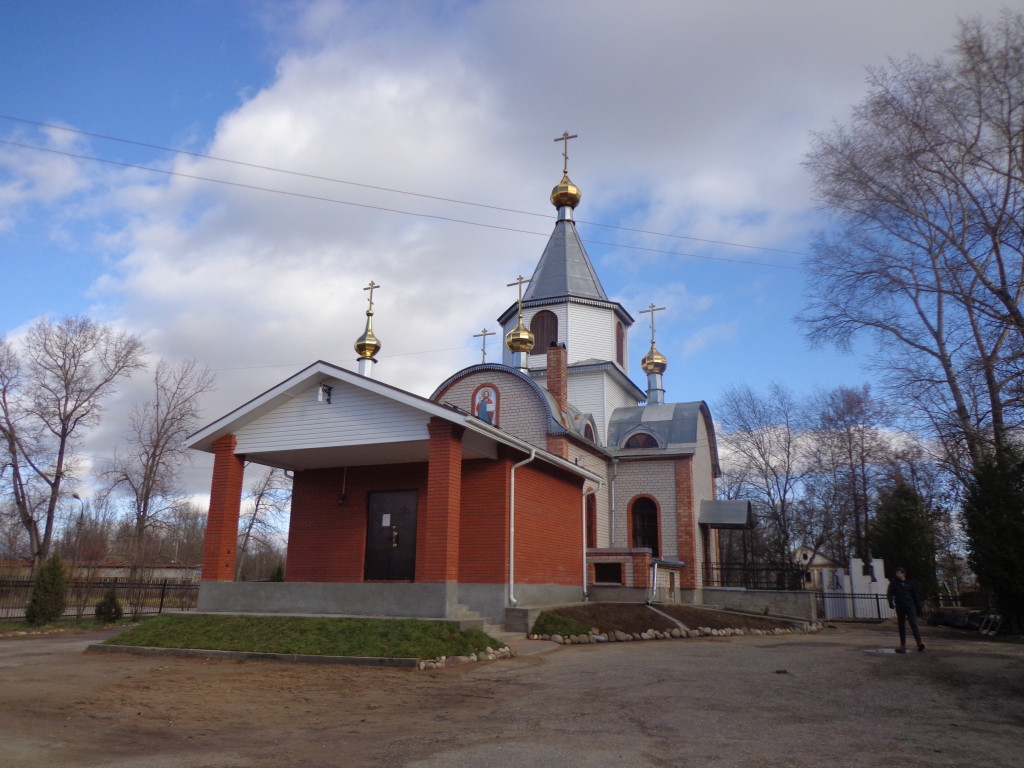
[530,310,558,353]
[615,322,625,366]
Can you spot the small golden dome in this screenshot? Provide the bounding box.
[355,311,381,359]
[505,319,535,353]
[641,345,668,374]
[550,173,582,209]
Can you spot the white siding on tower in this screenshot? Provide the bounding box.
[567,302,619,368]
[234,380,426,454]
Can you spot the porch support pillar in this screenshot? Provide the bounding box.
[201,434,245,581]
[419,418,464,583]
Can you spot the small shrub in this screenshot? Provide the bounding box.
[95,587,123,623]
[531,611,591,637]
[268,562,285,582]
[25,553,68,626]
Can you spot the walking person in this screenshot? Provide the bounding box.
[887,567,925,653]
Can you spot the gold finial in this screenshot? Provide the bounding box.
[639,303,668,374]
[550,131,582,209]
[474,328,496,363]
[505,275,535,353]
[355,280,382,360]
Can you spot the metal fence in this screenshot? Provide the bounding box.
[818,591,894,620]
[703,562,810,591]
[0,577,199,622]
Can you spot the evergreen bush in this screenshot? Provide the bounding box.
[25,553,68,626]
[268,562,285,582]
[95,587,123,623]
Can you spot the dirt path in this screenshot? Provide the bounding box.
[1,622,1021,767]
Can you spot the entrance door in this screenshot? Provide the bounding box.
[364,490,418,581]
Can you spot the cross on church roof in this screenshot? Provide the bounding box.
[553,131,578,175]
[473,328,495,363]
[506,274,532,321]
[640,303,666,345]
[363,280,380,312]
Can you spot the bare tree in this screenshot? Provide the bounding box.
[236,466,291,580]
[0,318,145,567]
[801,12,1024,476]
[103,359,214,574]
[718,383,808,562]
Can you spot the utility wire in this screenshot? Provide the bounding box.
[0,137,803,271]
[0,115,810,259]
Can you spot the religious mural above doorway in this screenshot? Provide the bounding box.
[473,384,498,425]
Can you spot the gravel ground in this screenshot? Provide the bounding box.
[0,620,1021,767]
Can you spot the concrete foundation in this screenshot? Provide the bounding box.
[703,587,818,622]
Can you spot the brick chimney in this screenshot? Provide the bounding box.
[546,343,568,413]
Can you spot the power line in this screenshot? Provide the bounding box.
[0,114,811,259]
[0,136,802,271]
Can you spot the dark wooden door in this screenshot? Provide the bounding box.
[364,490,418,581]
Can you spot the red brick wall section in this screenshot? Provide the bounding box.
[419,418,464,582]
[458,458,510,583]
[288,463,428,582]
[546,433,570,459]
[201,435,245,582]
[512,460,583,586]
[675,456,698,589]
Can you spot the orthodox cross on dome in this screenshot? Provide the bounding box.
[640,303,666,345]
[506,274,532,322]
[553,131,578,175]
[363,280,380,312]
[473,328,495,363]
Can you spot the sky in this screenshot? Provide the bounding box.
[2,0,1020,498]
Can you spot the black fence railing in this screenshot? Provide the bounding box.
[704,562,810,591]
[0,577,199,622]
[818,591,893,620]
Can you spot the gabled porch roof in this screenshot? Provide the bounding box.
[187,360,601,482]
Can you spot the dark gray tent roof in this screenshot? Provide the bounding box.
[523,219,608,302]
[608,401,721,476]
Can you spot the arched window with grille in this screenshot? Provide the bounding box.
[530,310,558,353]
[631,497,659,557]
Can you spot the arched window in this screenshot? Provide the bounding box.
[586,494,597,548]
[615,322,625,366]
[530,310,558,353]
[624,432,658,449]
[583,423,596,442]
[631,497,659,557]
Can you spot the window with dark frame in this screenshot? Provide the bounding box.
[631,497,659,557]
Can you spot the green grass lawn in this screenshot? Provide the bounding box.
[104,614,503,659]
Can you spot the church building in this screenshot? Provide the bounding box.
[187,143,751,629]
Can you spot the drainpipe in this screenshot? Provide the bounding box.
[648,560,659,605]
[508,448,537,607]
[581,481,604,602]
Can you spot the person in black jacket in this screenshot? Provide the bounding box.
[887,567,925,653]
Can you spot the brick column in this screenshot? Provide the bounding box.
[545,343,570,458]
[675,456,699,589]
[201,435,245,581]
[418,418,464,582]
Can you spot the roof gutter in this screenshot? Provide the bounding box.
[508,448,537,608]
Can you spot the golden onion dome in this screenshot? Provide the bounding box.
[641,345,668,374]
[505,319,535,353]
[550,173,582,209]
[355,311,381,359]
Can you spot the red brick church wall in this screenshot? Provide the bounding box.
[287,463,428,582]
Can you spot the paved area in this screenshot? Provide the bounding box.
[0,621,1021,767]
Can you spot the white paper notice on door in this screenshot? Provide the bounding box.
[381,514,391,526]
